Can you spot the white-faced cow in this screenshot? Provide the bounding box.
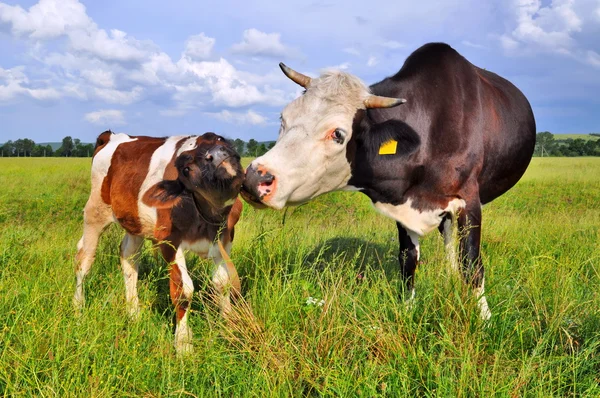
[242,43,536,319]
[74,131,244,353]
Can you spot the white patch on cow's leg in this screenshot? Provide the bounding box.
[208,242,235,316]
[74,203,111,313]
[404,287,416,310]
[173,247,194,355]
[442,216,459,272]
[403,230,419,310]
[120,234,144,319]
[475,277,492,321]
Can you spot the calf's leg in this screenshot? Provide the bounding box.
[74,199,112,312]
[161,244,195,355]
[209,240,241,316]
[120,234,144,318]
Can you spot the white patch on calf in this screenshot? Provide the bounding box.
[91,133,137,188]
[137,136,189,233]
[176,137,198,157]
[181,239,211,257]
[373,198,466,236]
[172,247,194,352]
[208,241,234,315]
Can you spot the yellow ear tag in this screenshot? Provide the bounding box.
[379,140,398,155]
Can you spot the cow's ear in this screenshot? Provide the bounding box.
[142,180,185,209]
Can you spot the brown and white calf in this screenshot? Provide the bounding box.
[74,130,244,353]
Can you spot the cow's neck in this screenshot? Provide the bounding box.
[346,107,419,204]
[191,192,229,226]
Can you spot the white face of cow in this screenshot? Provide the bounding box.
[242,64,405,210]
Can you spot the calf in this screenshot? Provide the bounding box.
[74,131,244,353]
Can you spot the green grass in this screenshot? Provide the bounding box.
[553,134,599,141]
[1,157,599,396]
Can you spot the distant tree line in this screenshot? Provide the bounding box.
[535,132,600,157]
[232,138,275,157]
[0,136,94,157]
[0,136,276,158]
[4,133,598,158]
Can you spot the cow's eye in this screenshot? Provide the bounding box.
[330,129,345,144]
[182,167,190,177]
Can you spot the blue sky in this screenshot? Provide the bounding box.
[1,0,599,143]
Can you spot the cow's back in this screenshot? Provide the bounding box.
[474,67,536,203]
[368,43,535,204]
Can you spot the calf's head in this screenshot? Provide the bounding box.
[242,64,405,209]
[144,133,244,209]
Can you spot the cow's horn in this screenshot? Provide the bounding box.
[279,63,312,88]
[364,95,406,109]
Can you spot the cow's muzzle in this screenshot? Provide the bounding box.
[241,164,276,208]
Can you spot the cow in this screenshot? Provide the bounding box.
[242,43,536,320]
[74,131,245,354]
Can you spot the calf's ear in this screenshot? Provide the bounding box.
[142,180,185,209]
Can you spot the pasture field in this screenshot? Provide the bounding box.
[553,134,599,141]
[1,157,599,396]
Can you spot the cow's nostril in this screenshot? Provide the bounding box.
[206,154,213,162]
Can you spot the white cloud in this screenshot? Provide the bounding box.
[84,109,125,125]
[231,28,299,58]
[367,56,378,67]
[586,51,600,68]
[0,66,60,102]
[0,0,295,112]
[80,69,115,88]
[462,40,487,49]
[380,40,404,49]
[502,0,582,55]
[328,62,350,70]
[206,109,268,125]
[183,33,215,60]
[93,86,143,105]
[343,47,360,56]
[0,0,91,39]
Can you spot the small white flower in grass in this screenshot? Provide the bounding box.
[306,297,317,305]
[317,299,325,307]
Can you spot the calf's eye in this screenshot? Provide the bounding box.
[182,167,190,177]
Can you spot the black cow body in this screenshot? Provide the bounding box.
[347,43,535,296]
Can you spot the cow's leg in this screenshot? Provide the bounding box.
[438,213,459,272]
[208,241,240,316]
[73,200,112,313]
[161,244,194,355]
[396,222,420,305]
[120,233,144,318]
[457,201,491,320]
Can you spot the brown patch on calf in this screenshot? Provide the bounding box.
[103,138,164,235]
[154,137,190,242]
[224,197,243,244]
[169,262,188,321]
